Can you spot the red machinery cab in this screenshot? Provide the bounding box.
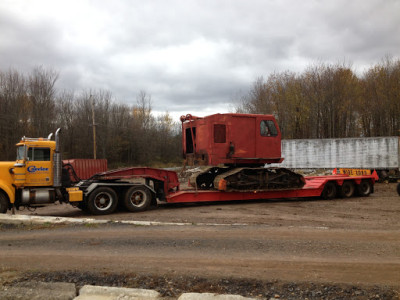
[181,113,284,166]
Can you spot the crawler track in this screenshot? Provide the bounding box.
[190,167,305,192]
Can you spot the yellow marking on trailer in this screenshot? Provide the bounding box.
[339,168,371,176]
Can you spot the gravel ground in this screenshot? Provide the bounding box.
[8,270,398,299]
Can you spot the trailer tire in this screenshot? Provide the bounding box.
[357,180,372,197]
[124,186,152,212]
[339,181,355,198]
[321,182,337,200]
[0,192,8,214]
[397,183,400,196]
[87,187,118,215]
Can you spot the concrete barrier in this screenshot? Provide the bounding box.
[178,293,256,300]
[74,285,161,299]
[0,280,259,300]
[0,281,76,300]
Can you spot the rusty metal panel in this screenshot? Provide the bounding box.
[273,137,399,170]
[63,159,107,179]
[93,167,180,194]
[181,113,283,166]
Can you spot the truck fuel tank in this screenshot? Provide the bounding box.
[21,188,56,205]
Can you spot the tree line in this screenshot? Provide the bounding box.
[1,57,399,166]
[0,67,181,167]
[236,56,400,139]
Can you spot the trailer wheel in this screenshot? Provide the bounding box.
[124,186,152,212]
[87,187,118,215]
[0,193,8,214]
[397,183,400,196]
[339,181,355,198]
[357,180,372,197]
[321,182,337,200]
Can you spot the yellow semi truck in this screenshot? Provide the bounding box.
[0,129,174,215]
[0,129,83,213]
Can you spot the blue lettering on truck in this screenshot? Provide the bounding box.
[27,166,49,173]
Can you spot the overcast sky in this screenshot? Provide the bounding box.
[0,0,399,120]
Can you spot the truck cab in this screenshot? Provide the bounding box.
[0,130,82,214]
[14,137,56,187]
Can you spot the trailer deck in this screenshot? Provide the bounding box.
[166,174,377,203]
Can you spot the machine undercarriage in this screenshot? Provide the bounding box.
[190,166,305,192]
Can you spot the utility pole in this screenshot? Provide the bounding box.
[90,95,97,159]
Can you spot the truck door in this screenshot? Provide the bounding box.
[24,147,53,186]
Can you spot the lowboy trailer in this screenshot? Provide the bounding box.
[92,166,376,207]
[165,174,376,203]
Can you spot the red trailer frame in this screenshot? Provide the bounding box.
[165,174,376,203]
[92,167,180,197]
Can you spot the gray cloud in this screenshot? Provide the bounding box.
[0,0,399,120]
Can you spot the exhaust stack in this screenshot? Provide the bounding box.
[53,128,62,187]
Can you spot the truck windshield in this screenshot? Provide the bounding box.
[16,145,26,160]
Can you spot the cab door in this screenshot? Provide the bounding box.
[256,117,282,161]
[25,147,53,186]
[230,115,256,158]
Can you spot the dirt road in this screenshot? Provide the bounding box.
[1,183,399,298]
[1,224,399,284]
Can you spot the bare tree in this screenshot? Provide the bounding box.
[0,69,27,159]
[28,66,59,136]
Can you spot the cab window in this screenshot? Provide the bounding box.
[260,120,278,137]
[27,148,51,161]
[214,124,226,143]
[16,145,26,160]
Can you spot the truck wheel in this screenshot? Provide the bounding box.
[397,183,400,196]
[321,182,337,200]
[0,193,8,214]
[124,186,152,212]
[339,181,355,198]
[87,187,118,215]
[357,180,372,197]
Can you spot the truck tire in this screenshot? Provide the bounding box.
[397,183,400,196]
[339,181,355,198]
[321,182,337,200]
[357,180,372,197]
[124,186,152,212]
[0,193,8,214]
[87,187,118,215]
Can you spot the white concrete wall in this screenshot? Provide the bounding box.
[271,136,400,169]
